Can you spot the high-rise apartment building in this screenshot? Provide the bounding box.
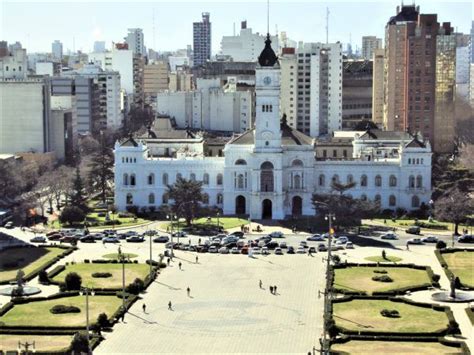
[279,47,298,129]
[193,12,211,67]
[372,48,385,127]
[93,41,106,53]
[470,21,474,62]
[383,4,456,153]
[362,36,382,60]
[125,28,145,56]
[280,42,342,137]
[52,40,63,61]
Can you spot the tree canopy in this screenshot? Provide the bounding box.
[167,177,204,226]
[434,187,473,235]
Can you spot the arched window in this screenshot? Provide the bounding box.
[408,158,411,164]
[260,162,274,192]
[412,195,420,208]
[123,173,129,186]
[162,193,169,204]
[294,175,301,189]
[148,173,155,185]
[148,193,155,204]
[235,159,247,165]
[374,194,381,204]
[421,158,424,164]
[331,174,339,184]
[133,158,136,163]
[389,195,396,207]
[202,193,209,204]
[360,194,367,201]
[162,173,168,186]
[375,175,382,187]
[292,159,303,167]
[217,193,223,204]
[217,173,223,185]
[203,173,209,185]
[126,157,129,163]
[319,174,325,187]
[126,193,133,205]
[389,175,397,187]
[190,173,196,182]
[237,174,245,189]
[409,175,415,188]
[361,175,368,187]
[122,157,124,163]
[347,174,354,184]
[416,175,423,188]
[130,174,136,186]
[176,173,182,181]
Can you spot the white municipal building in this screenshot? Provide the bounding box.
[114,35,432,219]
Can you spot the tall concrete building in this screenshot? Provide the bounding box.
[362,36,382,60]
[383,4,456,153]
[372,48,385,127]
[280,42,342,137]
[279,47,298,130]
[220,21,279,62]
[471,21,474,63]
[51,40,63,61]
[125,28,145,56]
[144,61,169,106]
[193,12,211,67]
[456,45,471,100]
[93,41,106,53]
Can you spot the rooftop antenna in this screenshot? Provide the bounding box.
[326,7,330,44]
[267,0,270,34]
[152,8,156,50]
[233,22,236,36]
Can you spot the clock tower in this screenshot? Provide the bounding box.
[254,34,281,152]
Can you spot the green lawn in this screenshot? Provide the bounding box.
[163,217,249,231]
[442,251,474,288]
[333,266,431,294]
[0,334,73,352]
[51,212,148,230]
[102,253,138,259]
[0,295,122,327]
[51,263,150,289]
[0,247,66,283]
[331,340,464,354]
[365,255,403,263]
[333,299,448,333]
[366,218,469,232]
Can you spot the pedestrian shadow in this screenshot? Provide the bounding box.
[333,315,373,328]
[155,281,181,291]
[127,311,158,325]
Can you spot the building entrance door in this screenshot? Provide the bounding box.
[262,199,272,219]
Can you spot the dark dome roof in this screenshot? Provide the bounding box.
[258,34,278,67]
[388,5,419,25]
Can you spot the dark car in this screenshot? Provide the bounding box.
[126,236,145,243]
[406,226,421,235]
[223,242,237,249]
[80,235,96,243]
[265,241,279,250]
[229,231,245,238]
[153,236,170,243]
[196,245,208,253]
[318,243,328,252]
[458,234,474,243]
[287,246,295,254]
[60,235,78,244]
[48,233,64,241]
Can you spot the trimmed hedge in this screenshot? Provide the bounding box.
[47,265,66,279]
[92,272,112,278]
[435,248,474,290]
[466,307,474,326]
[50,305,81,314]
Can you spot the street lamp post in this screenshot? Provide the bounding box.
[79,286,95,353]
[217,212,220,232]
[18,340,35,354]
[118,247,126,312]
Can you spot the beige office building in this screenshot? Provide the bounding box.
[372,48,384,127]
[144,61,169,94]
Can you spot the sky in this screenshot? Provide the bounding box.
[1,0,472,54]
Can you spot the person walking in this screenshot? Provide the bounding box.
[195,256,199,264]
[269,286,274,294]
[406,243,409,251]
[274,285,278,295]
[167,257,170,266]
[179,261,182,270]
[142,304,146,313]
[188,239,191,246]
[198,238,201,245]
[259,280,263,289]
[168,301,172,310]
[187,286,190,297]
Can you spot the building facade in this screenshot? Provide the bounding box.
[125,28,145,56]
[51,40,63,61]
[0,47,27,80]
[115,36,432,218]
[362,36,383,60]
[193,12,211,67]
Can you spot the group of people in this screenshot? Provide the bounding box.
[259,280,278,295]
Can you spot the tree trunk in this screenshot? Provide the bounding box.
[454,222,460,236]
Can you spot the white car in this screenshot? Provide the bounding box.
[337,236,349,244]
[252,247,261,255]
[269,231,284,238]
[261,246,269,255]
[219,247,229,254]
[299,241,308,248]
[279,241,288,248]
[335,239,346,246]
[275,247,283,255]
[209,246,218,253]
[230,247,240,254]
[345,242,354,249]
[381,233,399,240]
[307,234,324,241]
[296,246,306,254]
[407,238,424,245]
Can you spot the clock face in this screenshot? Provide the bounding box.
[263,76,272,85]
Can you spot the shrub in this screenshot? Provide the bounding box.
[447,320,460,334]
[2,261,19,269]
[326,318,339,338]
[436,240,447,249]
[71,332,89,353]
[59,206,86,225]
[65,272,82,291]
[97,312,109,329]
[432,274,441,283]
[372,275,393,282]
[50,304,81,314]
[38,270,49,283]
[125,278,145,295]
[331,255,341,265]
[126,205,139,215]
[91,272,112,278]
[84,259,90,263]
[380,309,400,318]
[373,270,388,274]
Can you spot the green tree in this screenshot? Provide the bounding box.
[64,272,82,291]
[71,332,89,354]
[330,181,357,196]
[59,206,86,225]
[167,177,203,226]
[434,187,473,235]
[70,167,88,211]
[88,137,114,204]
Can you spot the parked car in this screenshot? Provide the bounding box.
[60,235,78,244]
[153,236,169,243]
[458,234,474,243]
[307,234,324,241]
[299,241,308,248]
[229,231,244,238]
[265,241,279,250]
[308,246,316,253]
[123,231,137,237]
[269,231,284,238]
[335,239,347,246]
[251,247,261,255]
[318,243,328,252]
[30,236,46,243]
[287,246,295,254]
[322,233,330,239]
[48,233,64,241]
[223,242,238,249]
[261,246,269,255]
[279,241,288,249]
[126,236,145,243]
[407,238,424,245]
[46,230,60,237]
[240,246,249,255]
[103,230,116,236]
[421,236,438,243]
[230,247,240,254]
[222,236,239,245]
[103,236,120,243]
[4,221,14,229]
[275,247,283,255]
[345,242,354,249]
[196,245,208,253]
[209,246,218,253]
[172,231,188,238]
[336,236,349,244]
[406,226,421,235]
[381,233,399,240]
[219,247,229,254]
[80,235,96,243]
[296,246,306,254]
[90,233,105,240]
